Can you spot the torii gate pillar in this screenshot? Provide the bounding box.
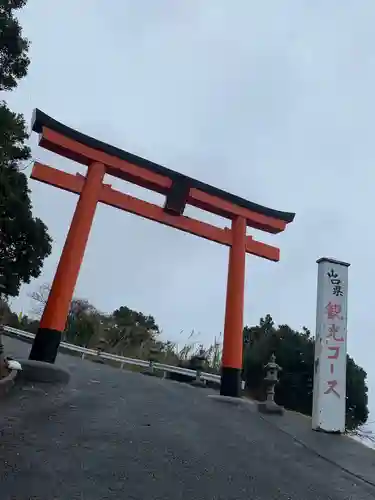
[221,216,247,396]
[29,162,105,362]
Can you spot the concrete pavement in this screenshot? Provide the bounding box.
[1,335,375,500]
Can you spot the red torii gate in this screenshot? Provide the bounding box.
[28,109,295,397]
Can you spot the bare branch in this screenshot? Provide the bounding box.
[28,282,51,318]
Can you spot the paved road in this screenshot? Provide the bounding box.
[1,336,375,500]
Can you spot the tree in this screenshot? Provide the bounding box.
[0,296,17,325]
[28,281,52,316]
[62,303,161,353]
[16,313,39,333]
[0,154,52,296]
[0,0,52,297]
[0,0,30,91]
[64,298,103,347]
[243,313,274,347]
[28,283,102,346]
[0,102,29,166]
[109,306,160,350]
[243,315,369,430]
[28,284,161,353]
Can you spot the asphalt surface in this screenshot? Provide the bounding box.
[1,336,375,500]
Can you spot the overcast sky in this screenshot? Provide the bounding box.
[6,1,375,418]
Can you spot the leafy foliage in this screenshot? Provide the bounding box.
[0,298,38,332]
[0,137,52,296]
[110,305,160,347]
[0,102,30,165]
[28,283,162,354]
[243,314,369,430]
[0,0,52,297]
[0,0,30,91]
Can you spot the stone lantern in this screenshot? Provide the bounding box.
[94,337,108,364]
[258,353,284,415]
[191,347,207,387]
[145,345,160,376]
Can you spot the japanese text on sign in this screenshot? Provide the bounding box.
[324,268,346,399]
[327,268,344,297]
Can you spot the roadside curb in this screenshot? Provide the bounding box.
[258,410,375,489]
[16,359,71,385]
[208,394,256,406]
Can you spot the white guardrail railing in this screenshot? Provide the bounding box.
[2,325,221,385]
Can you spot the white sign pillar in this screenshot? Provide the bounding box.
[312,257,350,433]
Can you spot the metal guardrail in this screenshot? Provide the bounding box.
[3,325,221,385]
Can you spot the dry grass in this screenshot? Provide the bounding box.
[59,331,223,381]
